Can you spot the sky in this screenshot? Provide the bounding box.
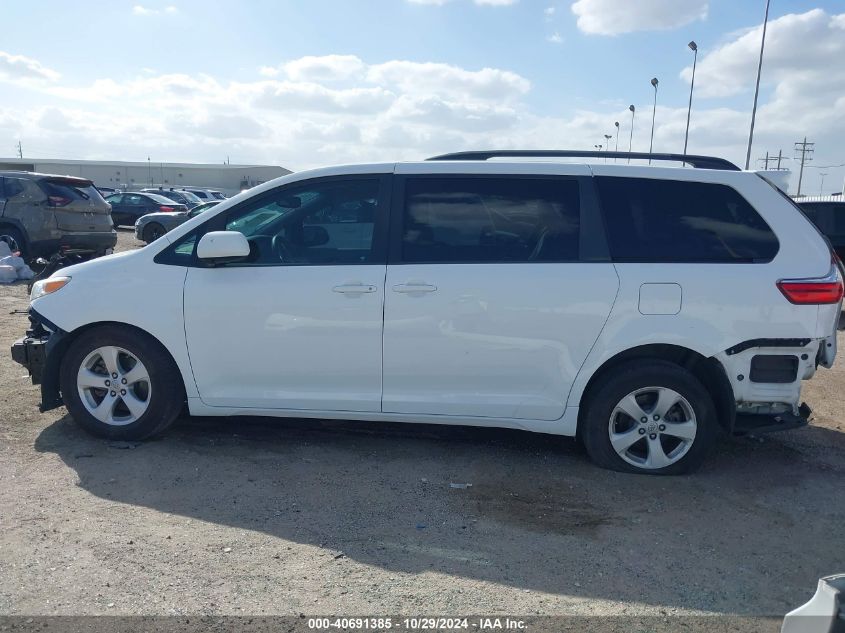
[0,0,843,195]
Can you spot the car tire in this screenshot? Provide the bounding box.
[143,223,166,244]
[0,226,27,260]
[59,325,184,440]
[581,359,718,475]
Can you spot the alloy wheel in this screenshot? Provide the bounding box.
[77,346,152,426]
[607,386,697,470]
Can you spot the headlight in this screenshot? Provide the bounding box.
[30,276,71,302]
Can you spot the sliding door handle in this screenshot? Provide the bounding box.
[393,282,437,294]
[333,283,377,294]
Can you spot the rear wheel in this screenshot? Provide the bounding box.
[143,223,166,244]
[0,226,27,260]
[581,360,718,475]
[60,325,184,440]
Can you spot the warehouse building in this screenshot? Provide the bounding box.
[0,157,291,197]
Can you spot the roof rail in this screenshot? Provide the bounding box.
[426,150,741,171]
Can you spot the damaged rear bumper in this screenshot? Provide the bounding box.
[734,402,813,435]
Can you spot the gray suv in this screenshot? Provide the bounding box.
[0,171,116,261]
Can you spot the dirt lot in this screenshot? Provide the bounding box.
[1,229,843,623]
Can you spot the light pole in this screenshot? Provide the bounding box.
[684,41,698,156]
[603,134,612,162]
[819,172,828,196]
[745,0,771,170]
[614,121,620,162]
[628,105,635,163]
[147,156,152,186]
[649,78,658,164]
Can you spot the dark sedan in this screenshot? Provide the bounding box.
[105,192,188,227]
[134,200,220,243]
[140,188,203,209]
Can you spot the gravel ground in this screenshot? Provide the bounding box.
[0,229,843,624]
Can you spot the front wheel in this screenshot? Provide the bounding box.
[59,325,184,440]
[581,360,718,475]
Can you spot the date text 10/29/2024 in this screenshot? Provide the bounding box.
[307,617,527,630]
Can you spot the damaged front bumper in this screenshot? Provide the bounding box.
[11,336,48,384]
[10,309,67,411]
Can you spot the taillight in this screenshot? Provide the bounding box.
[159,205,175,212]
[777,260,844,304]
[777,282,843,304]
[48,195,72,207]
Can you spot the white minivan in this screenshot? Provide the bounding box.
[11,151,844,474]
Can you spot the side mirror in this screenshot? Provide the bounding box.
[302,225,330,247]
[197,231,250,264]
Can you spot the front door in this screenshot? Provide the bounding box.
[182,174,390,412]
[382,167,619,421]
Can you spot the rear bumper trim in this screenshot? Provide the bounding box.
[733,402,812,435]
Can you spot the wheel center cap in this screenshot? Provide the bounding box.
[646,422,658,433]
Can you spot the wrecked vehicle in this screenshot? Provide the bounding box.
[11,151,844,474]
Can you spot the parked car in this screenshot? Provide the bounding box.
[11,151,843,475]
[182,188,226,202]
[135,200,221,244]
[105,192,188,227]
[0,171,116,261]
[96,186,120,197]
[797,198,845,260]
[140,187,202,209]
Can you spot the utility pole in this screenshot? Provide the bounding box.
[794,137,814,198]
[758,150,785,170]
[15,141,22,158]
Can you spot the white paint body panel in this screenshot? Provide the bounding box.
[382,263,618,420]
[183,265,386,411]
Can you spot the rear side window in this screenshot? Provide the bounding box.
[402,177,581,263]
[4,178,26,198]
[595,177,779,263]
[40,179,103,203]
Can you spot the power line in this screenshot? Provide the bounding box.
[794,137,814,198]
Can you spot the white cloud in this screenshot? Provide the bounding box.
[261,55,366,82]
[547,32,563,44]
[132,5,178,16]
[571,0,708,35]
[366,60,530,100]
[682,9,845,99]
[0,51,59,83]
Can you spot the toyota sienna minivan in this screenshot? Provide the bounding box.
[11,151,843,474]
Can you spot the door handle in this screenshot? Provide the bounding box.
[333,283,377,294]
[393,282,437,294]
